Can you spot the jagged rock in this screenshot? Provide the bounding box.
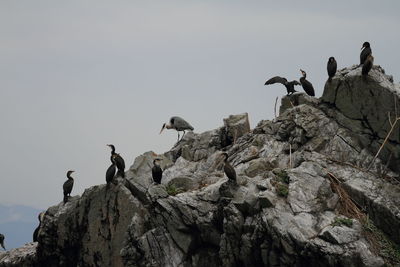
[0,243,37,267]
[320,224,360,245]
[3,65,400,267]
[322,65,400,172]
[223,113,251,144]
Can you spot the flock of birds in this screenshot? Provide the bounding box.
[0,42,374,251]
[264,41,373,95]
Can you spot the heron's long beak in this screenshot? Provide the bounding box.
[159,124,166,134]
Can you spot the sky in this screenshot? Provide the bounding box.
[0,1,399,211]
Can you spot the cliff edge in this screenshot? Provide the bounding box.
[1,65,400,267]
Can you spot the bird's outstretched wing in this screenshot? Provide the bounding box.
[290,80,301,86]
[264,76,288,85]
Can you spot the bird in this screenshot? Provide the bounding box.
[0,234,5,250]
[220,153,236,182]
[33,212,45,242]
[362,54,374,77]
[327,57,337,81]
[63,170,75,204]
[160,116,194,142]
[360,41,372,65]
[152,159,163,184]
[299,69,315,96]
[106,156,117,185]
[264,76,301,95]
[107,144,125,178]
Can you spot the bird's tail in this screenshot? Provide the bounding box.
[328,77,332,82]
[63,194,68,204]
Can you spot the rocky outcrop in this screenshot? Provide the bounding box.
[0,243,37,267]
[322,65,400,172]
[1,65,400,267]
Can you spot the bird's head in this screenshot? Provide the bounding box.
[328,57,335,62]
[159,123,166,134]
[160,122,172,134]
[218,152,229,163]
[361,41,370,50]
[153,158,162,165]
[107,144,115,151]
[66,170,75,178]
[300,69,306,76]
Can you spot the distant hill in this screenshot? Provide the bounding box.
[0,204,43,249]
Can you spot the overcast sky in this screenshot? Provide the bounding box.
[0,1,399,209]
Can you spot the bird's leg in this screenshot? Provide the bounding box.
[177,132,180,142]
[181,130,186,140]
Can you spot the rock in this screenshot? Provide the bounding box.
[322,65,400,172]
[280,92,320,115]
[4,69,400,267]
[0,243,37,267]
[320,225,360,244]
[223,113,251,144]
[258,191,276,208]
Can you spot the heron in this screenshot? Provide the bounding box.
[160,116,194,142]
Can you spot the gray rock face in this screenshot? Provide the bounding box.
[322,65,400,172]
[2,68,400,267]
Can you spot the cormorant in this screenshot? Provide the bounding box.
[221,153,236,182]
[63,170,75,204]
[106,156,117,185]
[327,57,337,81]
[33,212,45,242]
[299,69,315,96]
[152,159,163,184]
[160,116,194,142]
[362,54,374,76]
[264,76,301,95]
[107,144,125,178]
[0,234,5,250]
[360,41,372,65]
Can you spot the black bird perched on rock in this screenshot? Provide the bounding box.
[0,233,5,250]
[160,116,194,142]
[107,144,125,178]
[299,69,315,96]
[221,153,236,182]
[360,41,372,65]
[327,57,337,82]
[264,76,301,95]
[362,54,374,77]
[152,159,163,184]
[106,156,117,185]
[33,212,45,242]
[63,170,75,204]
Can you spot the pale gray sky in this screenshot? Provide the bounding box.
[0,1,399,209]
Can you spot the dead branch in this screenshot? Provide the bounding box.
[367,116,400,171]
